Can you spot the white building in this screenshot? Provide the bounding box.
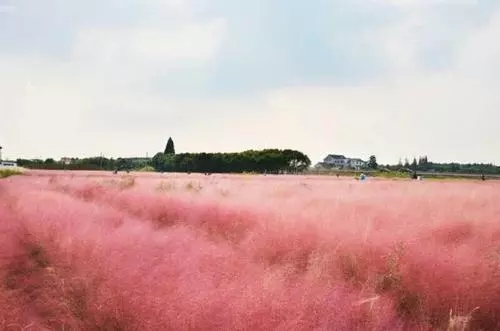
[348,158,366,169]
[323,154,349,167]
[320,154,367,170]
[0,160,17,167]
[0,146,18,168]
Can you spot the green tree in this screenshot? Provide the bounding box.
[404,158,410,168]
[164,137,175,155]
[152,152,166,171]
[411,158,418,170]
[368,155,378,169]
[116,158,132,171]
[283,149,311,173]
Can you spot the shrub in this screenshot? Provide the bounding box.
[0,168,23,178]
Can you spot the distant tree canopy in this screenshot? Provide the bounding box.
[17,149,500,176]
[411,158,418,170]
[368,155,378,169]
[384,155,500,175]
[16,157,137,171]
[15,146,311,175]
[152,149,311,174]
[164,137,175,155]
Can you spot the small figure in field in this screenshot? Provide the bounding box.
[481,174,486,181]
[336,173,339,178]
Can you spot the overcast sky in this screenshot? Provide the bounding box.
[1,0,499,164]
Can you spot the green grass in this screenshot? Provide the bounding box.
[308,169,496,181]
[136,166,156,172]
[0,168,23,178]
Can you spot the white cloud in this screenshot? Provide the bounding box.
[0,5,15,13]
[455,10,500,79]
[1,0,499,165]
[0,3,229,159]
[179,6,500,164]
[366,13,425,73]
[72,18,227,70]
[262,72,499,164]
[257,7,500,164]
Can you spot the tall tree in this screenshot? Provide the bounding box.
[368,155,378,169]
[164,137,175,155]
[411,158,418,170]
[404,158,410,168]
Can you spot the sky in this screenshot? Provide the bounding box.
[1,0,499,165]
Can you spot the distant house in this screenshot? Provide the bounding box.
[348,158,366,169]
[0,146,17,168]
[0,160,17,168]
[323,154,349,167]
[320,154,367,170]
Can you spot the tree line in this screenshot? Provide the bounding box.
[15,157,139,171]
[16,137,312,174]
[153,137,311,174]
[13,138,500,175]
[152,149,311,174]
[384,155,500,175]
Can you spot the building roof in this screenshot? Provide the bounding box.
[325,154,346,159]
[349,158,366,163]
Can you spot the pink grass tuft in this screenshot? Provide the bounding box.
[1,171,499,329]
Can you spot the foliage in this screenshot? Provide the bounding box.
[16,157,150,172]
[368,155,378,169]
[0,168,23,178]
[137,166,155,172]
[386,155,500,175]
[15,146,311,175]
[411,158,417,170]
[164,137,175,155]
[153,149,311,174]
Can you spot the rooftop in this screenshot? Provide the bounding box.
[326,154,346,159]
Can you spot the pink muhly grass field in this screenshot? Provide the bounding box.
[1,170,499,330]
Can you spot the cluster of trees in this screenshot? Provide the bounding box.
[392,156,429,171]
[16,137,500,176]
[16,137,311,175]
[16,157,140,171]
[152,139,311,174]
[152,150,311,174]
[384,155,500,175]
[368,155,378,169]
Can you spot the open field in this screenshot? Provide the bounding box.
[1,170,499,330]
[307,169,500,180]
